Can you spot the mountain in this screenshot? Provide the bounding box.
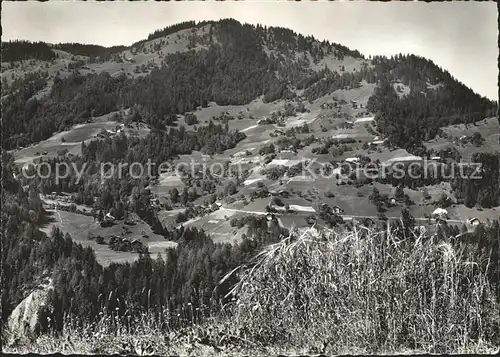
[1,19,496,152]
[2,19,499,353]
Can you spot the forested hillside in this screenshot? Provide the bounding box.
[2,150,289,335]
[1,40,126,63]
[2,18,499,353]
[133,20,198,45]
[452,152,500,208]
[2,19,495,151]
[3,151,499,351]
[2,41,57,62]
[367,55,496,152]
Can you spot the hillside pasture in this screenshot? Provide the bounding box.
[192,97,286,124]
[331,81,377,109]
[278,213,312,229]
[2,25,214,89]
[425,117,499,161]
[176,208,248,244]
[12,111,150,166]
[151,173,185,197]
[40,208,174,267]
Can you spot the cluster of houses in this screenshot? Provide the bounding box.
[44,201,92,216]
[46,192,72,202]
[107,235,148,253]
[96,124,125,139]
[42,192,81,206]
[320,102,337,110]
[258,116,285,127]
[319,203,344,214]
[190,202,223,216]
[319,99,361,111]
[269,129,285,137]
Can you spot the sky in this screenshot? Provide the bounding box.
[2,1,498,101]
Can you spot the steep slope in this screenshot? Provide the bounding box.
[4,278,54,346]
[0,154,101,333]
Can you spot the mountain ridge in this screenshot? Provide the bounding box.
[2,18,496,153]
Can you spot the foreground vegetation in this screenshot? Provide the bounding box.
[4,224,499,355]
